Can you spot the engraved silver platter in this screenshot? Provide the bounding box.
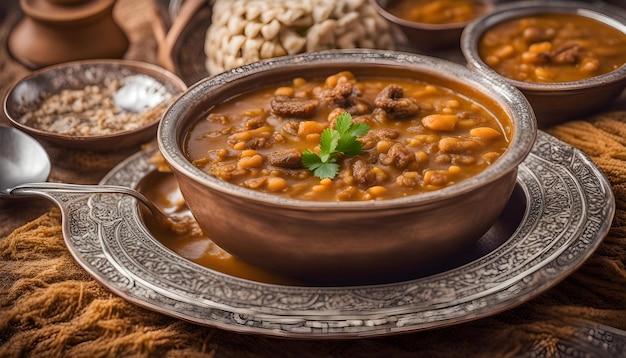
[32,131,614,339]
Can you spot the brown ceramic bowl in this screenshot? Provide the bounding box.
[461,1,626,127]
[157,50,537,284]
[3,59,187,151]
[370,0,494,51]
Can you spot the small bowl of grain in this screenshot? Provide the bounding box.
[3,59,187,151]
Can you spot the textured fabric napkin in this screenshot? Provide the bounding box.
[1,0,625,354]
[1,110,626,357]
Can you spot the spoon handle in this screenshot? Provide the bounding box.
[10,182,168,225]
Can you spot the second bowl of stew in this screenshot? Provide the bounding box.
[370,0,494,51]
[157,49,536,284]
[461,0,626,127]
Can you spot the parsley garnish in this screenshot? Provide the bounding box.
[302,112,370,179]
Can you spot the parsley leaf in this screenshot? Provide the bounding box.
[319,128,340,162]
[302,113,370,179]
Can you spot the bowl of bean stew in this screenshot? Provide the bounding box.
[461,1,626,127]
[157,49,536,284]
[370,0,494,51]
[3,59,187,151]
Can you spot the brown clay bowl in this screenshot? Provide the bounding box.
[3,59,187,151]
[370,0,494,51]
[157,50,537,284]
[461,1,626,127]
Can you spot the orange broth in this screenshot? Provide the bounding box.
[479,13,626,83]
[184,72,511,201]
[140,171,301,285]
[385,0,487,24]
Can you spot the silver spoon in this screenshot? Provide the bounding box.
[0,126,172,227]
[113,74,172,113]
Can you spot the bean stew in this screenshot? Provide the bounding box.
[385,0,487,25]
[184,71,512,202]
[478,13,626,83]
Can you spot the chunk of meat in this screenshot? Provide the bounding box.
[374,85,420,118]
[551,44,582,64]
[380,143,415,169]
[210,162,245,180]
[267,149,303,169]
[244,116,267,129]
[270,95,319,118]
[335,185,360,201]
[351,158,378,187]
[246,137,273,149]
[269,167,311,179]
[281,120,300,136]
[358,128,400,150]
[319,81,361,108]
[228,126,274,149]
[395,171,420,188]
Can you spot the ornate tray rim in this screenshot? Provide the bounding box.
[43,130,613,339]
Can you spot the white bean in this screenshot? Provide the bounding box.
[260,8,283,24]
[205,0,395,75]
[244,5,262,21]
[261,19,281,40]
[337,11,359,29]
[227,16,246,35]
[312,5,332,22]
[244,21,263,38]
[260,41,276,58]
[227,35,246,56]
[280,30,307,54]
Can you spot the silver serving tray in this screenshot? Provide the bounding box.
[30,131,614,339]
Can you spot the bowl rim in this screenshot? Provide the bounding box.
[369,0,496,30]
[460,0,626,92]
[158,49,537,210]
[2,58,187,146]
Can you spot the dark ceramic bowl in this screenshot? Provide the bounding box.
[370,0,494,51]
[461,0,626,127]
[3,59,187,150]
[157,49,537,284]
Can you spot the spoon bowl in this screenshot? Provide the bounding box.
[0,126,50,196]
[0,126,173,228]
[113,74,174,113]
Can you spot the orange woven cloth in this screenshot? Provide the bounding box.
[1,111,626,357]
[1,0,626,354]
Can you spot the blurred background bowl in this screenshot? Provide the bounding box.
[370,0,494,51]
[461,0,626,127]
[3,59,187,151]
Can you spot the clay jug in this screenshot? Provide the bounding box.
[8,0,129,69]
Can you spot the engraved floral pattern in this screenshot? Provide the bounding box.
[38,131,613,338]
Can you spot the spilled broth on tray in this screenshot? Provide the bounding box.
[139,170,301,286]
